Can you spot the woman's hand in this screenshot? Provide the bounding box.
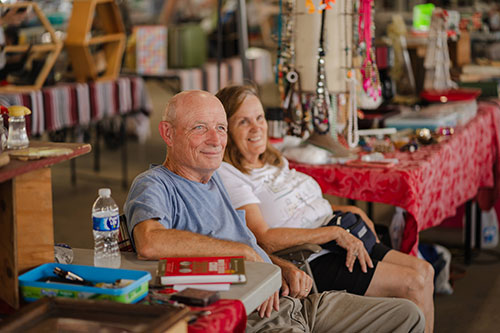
[332,226,374,273]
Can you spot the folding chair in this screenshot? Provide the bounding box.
[273,244,322,294]
[118,214,134,252]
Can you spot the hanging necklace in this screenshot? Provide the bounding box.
[329,94,337,140]
[358,0,381,100]
[346,70,359,148]
[345,0,359,148]
[279,0,308,137]
[275,0,283,84]
[312,1,330,135]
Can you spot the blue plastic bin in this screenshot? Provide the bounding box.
[19,263,151,303]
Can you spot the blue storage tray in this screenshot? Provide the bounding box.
[19,263,151,304]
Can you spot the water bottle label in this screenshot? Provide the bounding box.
[93,214,120,231]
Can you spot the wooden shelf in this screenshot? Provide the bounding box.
[65,0,126,83]
[4,43,60,53]
[0,2,62,93]
[88,33,125,45]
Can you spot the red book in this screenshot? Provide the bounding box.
[158,256,246,285]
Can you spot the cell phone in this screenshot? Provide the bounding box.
[170,288,220,307]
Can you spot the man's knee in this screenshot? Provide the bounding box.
[395,298,426,333]
[247,296,306,333]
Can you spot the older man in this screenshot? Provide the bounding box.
[124,90,425,332]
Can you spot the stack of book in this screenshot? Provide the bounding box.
[157,256,246,291]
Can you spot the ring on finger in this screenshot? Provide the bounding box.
[353,252,358,257]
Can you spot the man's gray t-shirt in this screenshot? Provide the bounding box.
[124,165,271,263]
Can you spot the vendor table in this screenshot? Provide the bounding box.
[0,142,91,309]
[289,101,500,256]
[72,248,282,316]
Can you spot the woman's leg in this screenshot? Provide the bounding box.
[365,250,435,333]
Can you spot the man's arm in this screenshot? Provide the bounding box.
[133,219,263,261]
[134,218,281,318]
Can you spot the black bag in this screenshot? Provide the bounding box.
[321,211,377,254]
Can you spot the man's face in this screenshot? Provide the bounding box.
[164,92,228,182]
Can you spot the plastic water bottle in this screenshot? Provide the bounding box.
[92,188,121,268]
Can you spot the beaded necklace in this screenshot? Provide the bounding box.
[312,3,330,135]
[358,0,381,100]
[279,0,309,137]
[346,70,359,148]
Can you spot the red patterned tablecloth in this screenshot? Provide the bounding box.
[289,101,500,255]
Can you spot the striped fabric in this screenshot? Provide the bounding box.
[0,76,152,136]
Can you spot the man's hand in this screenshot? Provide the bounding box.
[333,227,373,273]
[279,261,313,298]
[256,290,279,318]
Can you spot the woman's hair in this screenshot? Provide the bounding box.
[216,85,283,174]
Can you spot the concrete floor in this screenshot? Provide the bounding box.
[51,80,500,332]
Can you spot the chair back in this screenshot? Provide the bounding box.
[118,214,134,252]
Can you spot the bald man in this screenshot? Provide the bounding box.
[124,90,425,332]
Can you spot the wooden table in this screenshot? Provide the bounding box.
[72,248,282,316]
[0,141,91,309]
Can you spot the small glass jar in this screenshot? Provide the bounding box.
[7,115,29,149]
[6,106,31,150]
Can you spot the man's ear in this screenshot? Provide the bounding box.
[159,121,173,145]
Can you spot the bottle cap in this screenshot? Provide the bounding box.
[8,105,31,117]
[98,188,111,197]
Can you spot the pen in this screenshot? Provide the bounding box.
[53,267,93,286]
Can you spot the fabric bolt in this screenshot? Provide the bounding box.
[75,82,91,126]
[164,55,271,94]
[246,291,425,333]
[0,76,152,136]
[28,91,44,134]
[117,77,133,114]
[90,80,117,120]
[289,101,500,255]
[131,76,152,112]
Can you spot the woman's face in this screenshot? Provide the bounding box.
[229,94,268,166]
